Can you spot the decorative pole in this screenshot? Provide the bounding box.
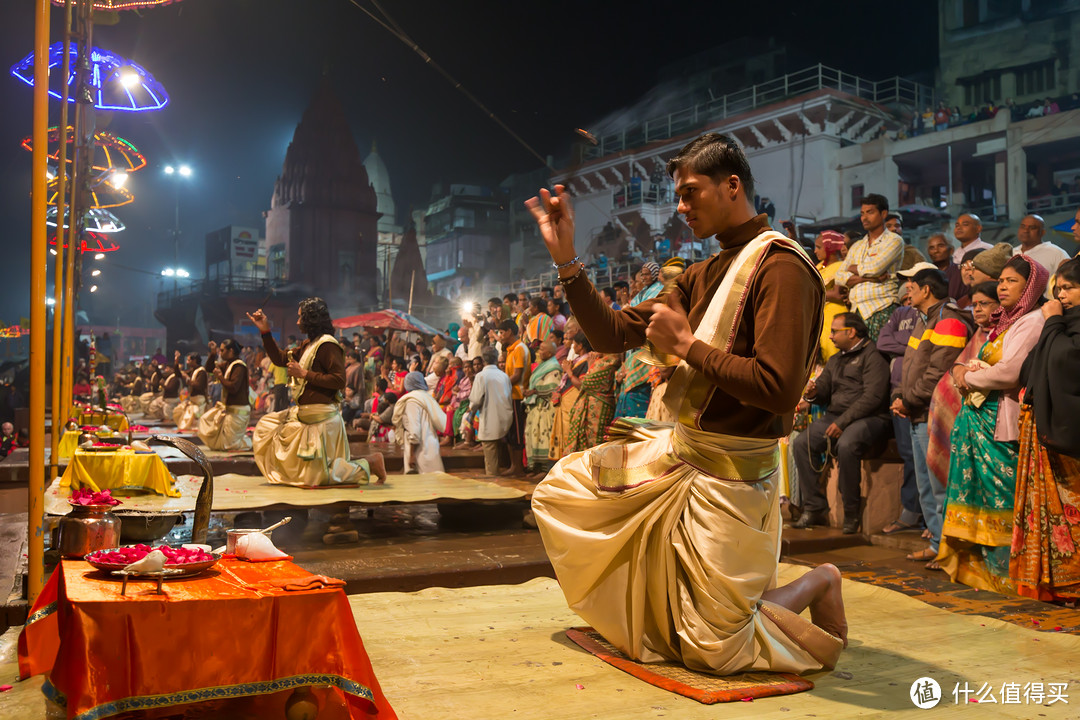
[50,0,74,481]
[29,0,51,604]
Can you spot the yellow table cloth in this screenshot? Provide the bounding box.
[59,448,179,497]
[77,411,130,432]
[56,431,81,460]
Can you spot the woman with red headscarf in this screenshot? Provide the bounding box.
[938,254,1049,591]
[814,230,849,360]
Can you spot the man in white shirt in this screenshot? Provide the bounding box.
[835,193,905,341]
[1013,214,1069,273]
[454,325,471,362]
[469,346,513,477]
[950,213,992,265]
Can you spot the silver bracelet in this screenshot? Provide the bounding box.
[552,255,581,270]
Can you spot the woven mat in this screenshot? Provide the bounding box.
[565,627,813,704]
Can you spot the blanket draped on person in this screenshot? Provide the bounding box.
[567,353,619,452]
[253,334,369,486]
[197,360,251,451]
[1010,305,1080,602]
[392,372,446,474]
[524,356,561,465]
[924,329,987,486]
[535,226,841,675]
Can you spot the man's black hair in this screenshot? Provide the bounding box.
[835,312,869,339]
[666,132,756,200]
[613,280,630,291]
[912,268,949,299]
[498,319,519,335]
[861,193,889,213]
[885,212,902,225]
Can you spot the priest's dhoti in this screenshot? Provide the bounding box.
[532,421,843,675]
[119,395,140,414]
[172,395,207,431]
[137,392,155,414]
[252,403,369,487]
[145,395,179,423]
[196,403,251,452]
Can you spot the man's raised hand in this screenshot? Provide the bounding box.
[246,309,271,334]
[524,184,577,267]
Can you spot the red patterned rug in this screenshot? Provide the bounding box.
[565,627,814,704]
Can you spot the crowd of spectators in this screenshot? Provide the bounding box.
[904,93,1080,139]
[790,195,1080,605]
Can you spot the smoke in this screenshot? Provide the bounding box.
[586,78,690,138]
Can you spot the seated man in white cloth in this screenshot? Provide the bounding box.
[524,132,847,676]
[247,299,386,487]
[145,363,180,423]
[196,339,252,451]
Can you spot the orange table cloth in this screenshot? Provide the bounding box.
[18,559,397,720]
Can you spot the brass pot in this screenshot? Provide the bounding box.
[58,504,122,558]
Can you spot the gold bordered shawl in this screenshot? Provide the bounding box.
[289,334,342,403]
[662,230,824,428]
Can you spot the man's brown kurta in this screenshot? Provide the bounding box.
[259,334,346,405]
[564,214,822,438]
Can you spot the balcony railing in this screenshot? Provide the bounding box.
[156,275,277,310]
[583,63,935,159]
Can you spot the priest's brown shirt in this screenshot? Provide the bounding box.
[260,333,346,405]
[208,352,250,406]
[565,215,822,439]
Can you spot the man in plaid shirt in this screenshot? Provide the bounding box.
[835,193,904,341]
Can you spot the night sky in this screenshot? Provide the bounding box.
[0,0,938,327]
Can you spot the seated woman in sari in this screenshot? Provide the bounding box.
[549,339,588,460]
[448,359,475,447]
[197,340,252,451]
[940,255,1049,593]
[814,230,849,361]
[366,391,398,443]
[566,333,620,452]
[922,281,999,555]
[523,340,562,474]
[1011,259,1080,602]
[392,371,446,473]
[248,300,386,486]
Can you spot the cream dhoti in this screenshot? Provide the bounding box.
[119,395,140,414]
[196,402,251,451]
[137,391,156,414]
[252,403,369,487]
[532,421,843,675]
[172,395,207,431]
[145,395,179,423]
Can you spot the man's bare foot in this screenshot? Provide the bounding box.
[366,452,387,484]
[808,563,848,648]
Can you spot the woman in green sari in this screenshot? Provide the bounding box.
[524,340,562,474]
[939,254,1049,592]
[567,333,620,452]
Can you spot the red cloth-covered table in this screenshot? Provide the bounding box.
[18,558,397,719]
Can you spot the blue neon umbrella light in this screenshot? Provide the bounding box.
[10,43,169,112]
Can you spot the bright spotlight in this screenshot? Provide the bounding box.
[91,269,101,277]
[46,297,55,306]
[94,253,106,260]
[178,165,192,177]
[109,170,128,188]
[49,248,57,256]
[89,285,98,293]
[176,268,190,278]
[460,300,476,317]
[164,165,175,175]
[119,69,140,89]
[161,268,175,277]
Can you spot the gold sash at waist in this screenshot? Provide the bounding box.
[671,423,778,482]
[288,402,341,425]
[592,421,779,493]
